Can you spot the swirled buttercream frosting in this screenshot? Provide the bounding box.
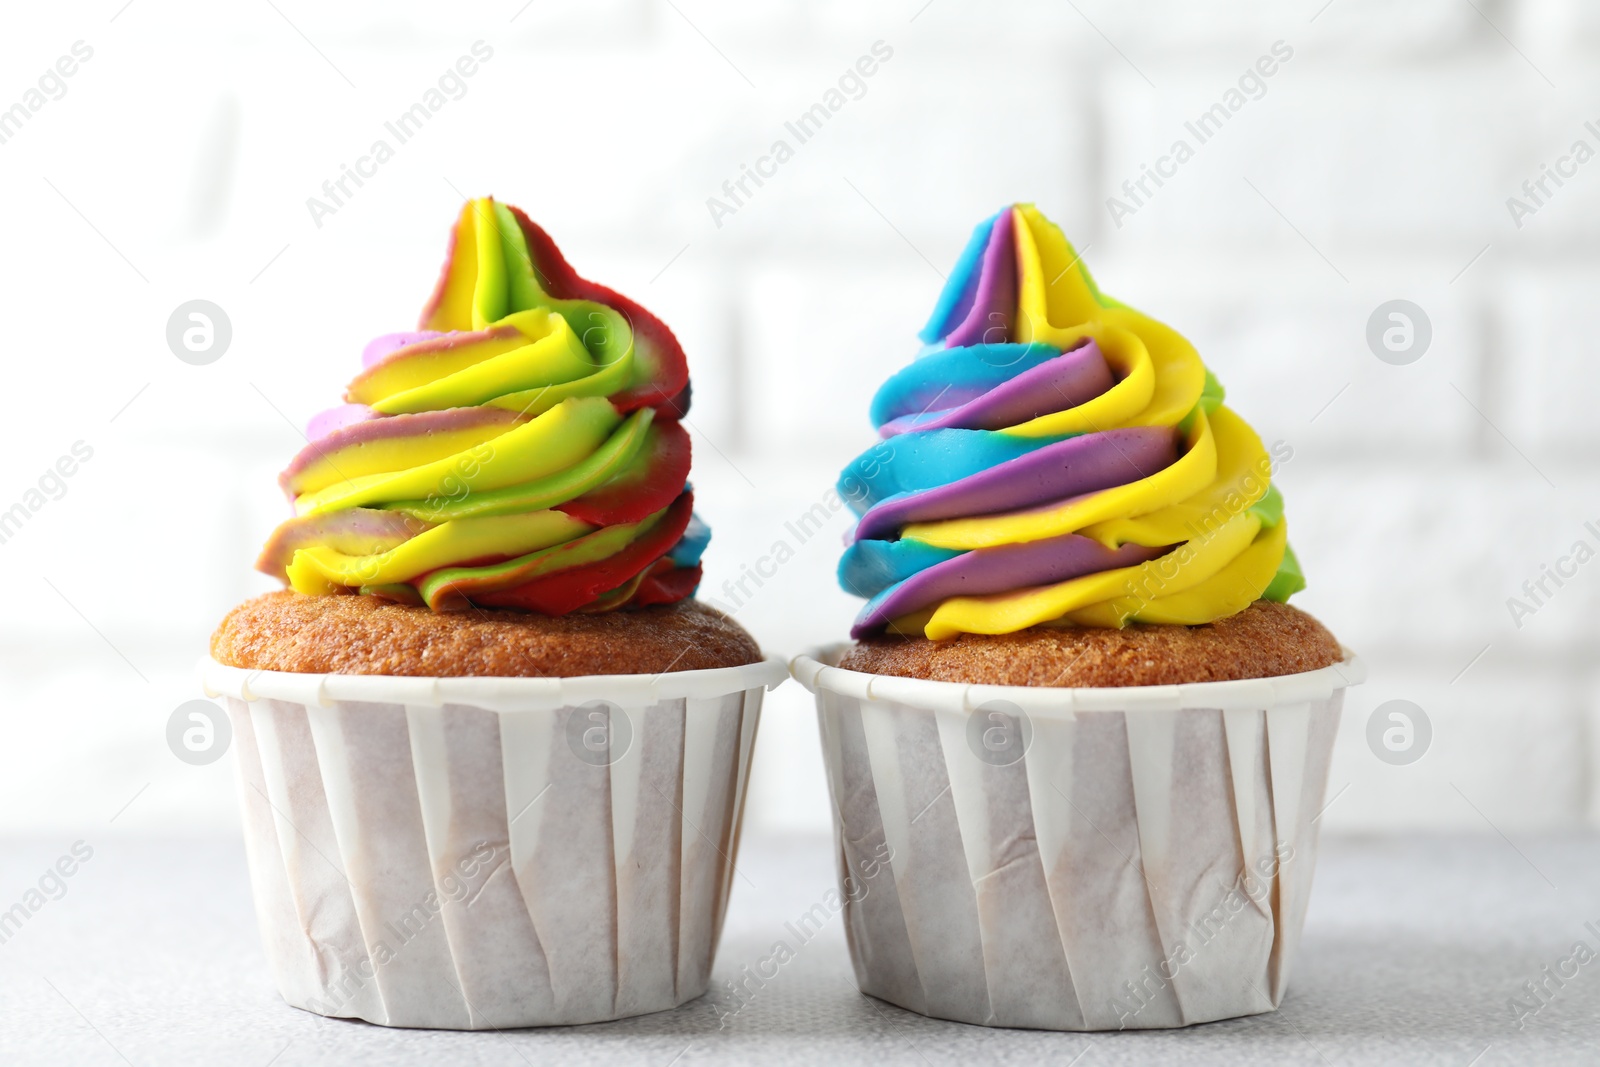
[257,197,708,613]
[838,204,1304,640]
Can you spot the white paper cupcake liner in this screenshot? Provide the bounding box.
[791,646,1365,1031]
[201,655,788,1030]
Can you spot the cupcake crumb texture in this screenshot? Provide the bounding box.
[211,591,761,677]
[839,601,1343,687]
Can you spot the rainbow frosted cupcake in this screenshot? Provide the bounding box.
[205,197,784,1029]
[792,204,1362,1030]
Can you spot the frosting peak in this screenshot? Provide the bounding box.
[257,197,704,614]
[838,204,1304,639]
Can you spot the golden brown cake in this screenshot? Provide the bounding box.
[212,591,761,678]
[839,601,1342,687]
[795,206,1362,1035]
[206,199,787,1034]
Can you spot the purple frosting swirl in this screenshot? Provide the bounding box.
[879,340,1113,437]
[852,424,1178,543]
[852,534,1169,634]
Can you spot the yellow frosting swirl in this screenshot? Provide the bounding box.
[837,204,1301,639]
[258,197,704,614]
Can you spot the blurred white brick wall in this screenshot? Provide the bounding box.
[0,1,1595,840]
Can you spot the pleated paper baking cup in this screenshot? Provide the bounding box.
[200,655,787,1030]
[791,646,1364,1031]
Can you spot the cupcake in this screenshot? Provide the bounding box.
[205,197,784,1029]
[792,204,1363,1030]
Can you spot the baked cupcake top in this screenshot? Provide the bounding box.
[212,591,760,677]
[840,600,1341,686]
[838,204,1302,640]
[257,197,708,615]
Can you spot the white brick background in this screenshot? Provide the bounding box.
[0,1,1594,839]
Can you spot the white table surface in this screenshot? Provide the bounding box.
[0,831,1595,1065]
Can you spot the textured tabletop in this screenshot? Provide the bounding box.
[0,831,1595,1065]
